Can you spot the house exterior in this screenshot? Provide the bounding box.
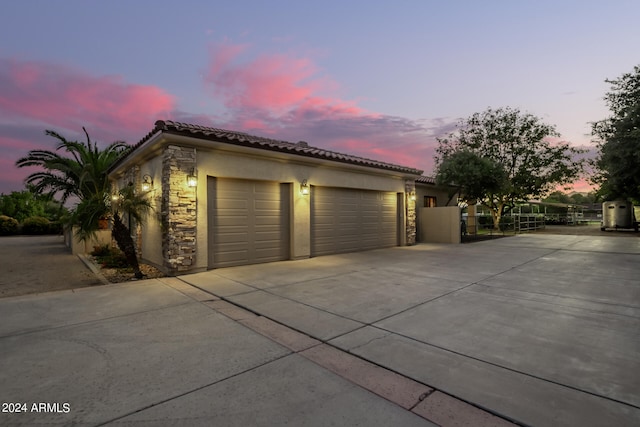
[107,120,423,275]
[415,175,457,209]
[414,175,461,243]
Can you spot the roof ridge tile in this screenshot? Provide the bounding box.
[113,120,423,175]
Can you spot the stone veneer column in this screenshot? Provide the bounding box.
[162,145,197,274]
[405,180,417,245]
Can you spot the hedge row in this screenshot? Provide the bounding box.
[0,215,63,236]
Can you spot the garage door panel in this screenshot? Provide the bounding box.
[209,178,290,268]
[216,251,249,264]
[215,232,249,243]
[311,187,398,256]
[216,217,249,227]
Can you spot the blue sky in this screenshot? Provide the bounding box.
[1,0,638,194]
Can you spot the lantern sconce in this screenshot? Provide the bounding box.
[141,174,153,192]
[300,179,310,196]
[409,192,416,202]
[187,169,198,188]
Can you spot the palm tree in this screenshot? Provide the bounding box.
[110,185,152,279]
[16,128,152,279]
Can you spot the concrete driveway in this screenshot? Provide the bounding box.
[181,233,640,426]
[1,233,638,426]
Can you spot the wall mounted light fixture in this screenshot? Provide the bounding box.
[187,169,197,188]
[141,174,153,191]
[300,179,310,195]
[409,192,416,202]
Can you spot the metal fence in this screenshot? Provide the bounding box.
[461,214,545,242]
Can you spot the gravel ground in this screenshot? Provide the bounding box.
[0,235,103,298]
[0,235,165,298]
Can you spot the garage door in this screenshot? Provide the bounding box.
[311,187,398,256]
[208,178,290,268]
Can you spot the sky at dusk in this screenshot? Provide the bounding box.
[2,0,639,195]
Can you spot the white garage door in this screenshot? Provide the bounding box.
[208,178,290,268]
[311,187,398,256]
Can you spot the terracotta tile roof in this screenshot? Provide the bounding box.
[110,120,423,175]
[416,175,436,184]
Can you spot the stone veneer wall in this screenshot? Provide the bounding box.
[405,180,417,245]
[162,145,197,274]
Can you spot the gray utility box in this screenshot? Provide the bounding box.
[601,200,638,231]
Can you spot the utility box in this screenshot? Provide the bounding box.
[601,200,638,231]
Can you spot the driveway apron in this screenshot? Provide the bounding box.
[181,233,640,427]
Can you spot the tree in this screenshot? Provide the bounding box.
[101,185,151,278]
[16,129,151,279]
[436,150,508,205]
[436,107,585,229]
[16,129,128,219]
[0,186,66,223]
[592,65,640,202]
[543,190,572,204]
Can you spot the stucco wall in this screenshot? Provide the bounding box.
[138,155,164,267]
[194,147,409,270]
[65,227,111,254]
[111,133,419,273]
[415,183,457,208]
[417,206,461,244]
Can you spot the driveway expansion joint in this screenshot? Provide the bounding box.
[188,279,519,425]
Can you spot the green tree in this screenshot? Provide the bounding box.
[0,186,66,223]
[436,107,585,229]
[16,129,151,278]
[592,65,640,202]
[436,150,508,205]
[543,190,571,204]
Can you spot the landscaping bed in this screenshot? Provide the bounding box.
[90,244,165,283]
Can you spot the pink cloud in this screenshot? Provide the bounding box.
[0,58,175,140]
[203,42,436,175]
[0,58,177,193]
[330,138,434,171]
[0,148,33,194]
[205,42,364,117]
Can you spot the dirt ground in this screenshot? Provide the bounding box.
[0,235,103,298]
[0,235,164,299]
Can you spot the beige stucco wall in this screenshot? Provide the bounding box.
[138,155,164,267]
[193,146,410,270]
[415,183,457,208]
[417,206,461,244]
[65,227,111,254]
[110,132,419,273]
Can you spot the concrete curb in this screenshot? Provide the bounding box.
[76,253,111,286]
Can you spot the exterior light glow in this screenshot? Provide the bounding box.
[141,174,153,192]
[300,179,310,195]
[187,169,197,187]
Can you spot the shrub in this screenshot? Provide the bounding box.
[21,216,52,235]
[48,221,63,235]
[91,244,112,257]
[91,244,129,268]
[0,215,19,235]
